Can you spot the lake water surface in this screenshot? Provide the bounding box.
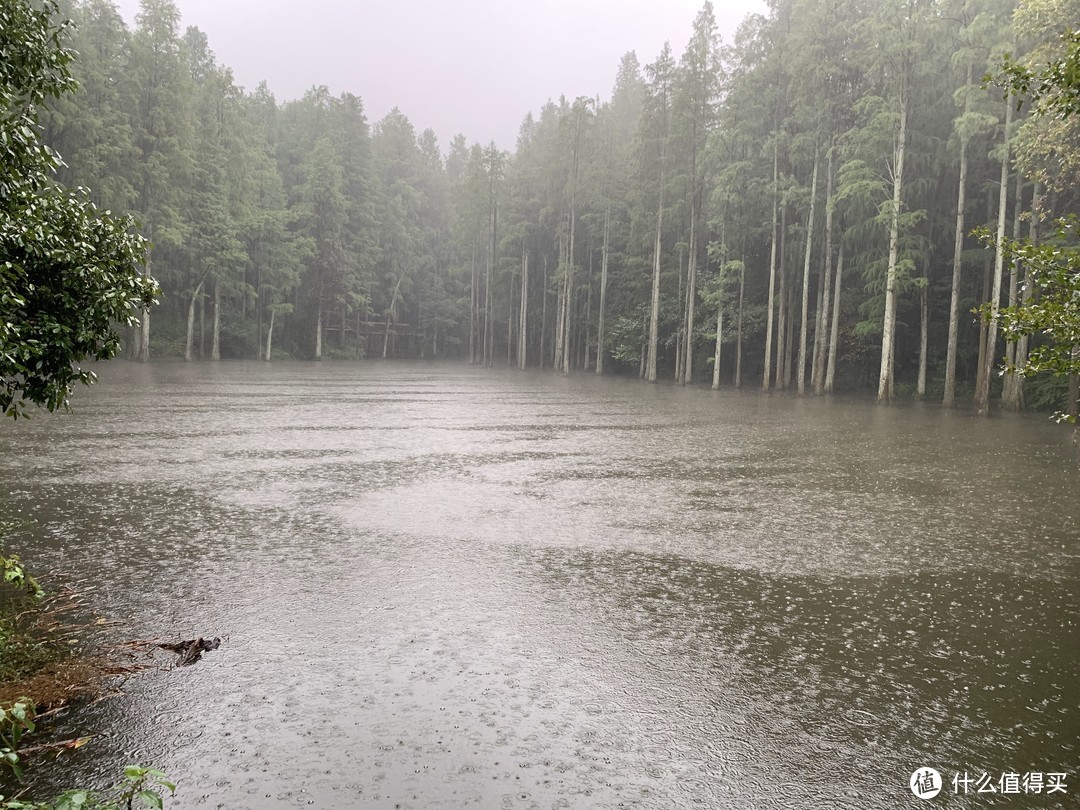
[1,361,1076,809]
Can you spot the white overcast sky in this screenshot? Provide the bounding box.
[111,0,766,149]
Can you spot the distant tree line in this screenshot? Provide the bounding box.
[41,0,1080,412]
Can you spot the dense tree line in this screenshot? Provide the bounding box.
[41,0,1080,411]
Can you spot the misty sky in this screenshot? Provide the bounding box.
[111,0,766,149]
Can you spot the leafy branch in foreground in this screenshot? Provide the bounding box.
[1,702,174,810]
[1,0,158,419]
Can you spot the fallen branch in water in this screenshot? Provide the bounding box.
[158,637,221,667]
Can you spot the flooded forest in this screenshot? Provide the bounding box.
[1,0,1079,808]
[36,0,1080,412]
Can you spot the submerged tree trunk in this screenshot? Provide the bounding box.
[712,304,723,390]
[763,139,779,391]
[265,308,275,361]
[735,261,744,388]
[917,283,928,399]
[185,278,205,362]
[596,207,609,375]
[1002,172,1026,410]
[540,255,548,369]
[518,247,528,370]
[812,147,834,394]
[554,231,567,372]
[825,242,844,393]
[646,182,664,384]
[975,95,1013,417]
[943,133,970,407]
[211,278,221,361]
[797,149,820,394]
[1011,183,1041,407]
[469,250,477,365]
[561,207,576,375]
[684,206,698,385]
[878,93,908,403]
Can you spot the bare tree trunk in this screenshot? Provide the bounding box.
[878,92,908,403]
[518,247,528,370]
[712,303,723,390]
[763,140,779,391]
[315,297,323,360]
[797,149,820,394]
[540,255,548,369]
[943,134,970,407]
[596,207,609,374]
[265,308,275,361]
[646,184,663,384]
[675,247,685,383]
[583,249,593,371]
[813,147,834,394]
[917,283,928,399]
[199,290,205,359]
[684,204,698,385]
[639,313,647,379]
[469,250,477,365]
[735,261,744,388]
[776,204,788,389]
[562,207,576,375]
[1003,171,1026,410]
[975,95,1013,416]
[185,278,205,362]
[1011,182,1041,405]
[783,263,795,390]
[211,278,221,361]
[554,231,567,372]
[825,242,843,393]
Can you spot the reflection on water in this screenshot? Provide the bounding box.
[0,361,1076,809]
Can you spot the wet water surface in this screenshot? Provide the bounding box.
[1,362,1077,808]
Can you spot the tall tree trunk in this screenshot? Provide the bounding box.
[211,279,221,361]
[675,248,685,383]
[646,180,664,383]
[315,297,323,360]
[185,278,205,362]
[265,308,275,361]
[540,255,549,369]
[583,249,593,371]
[975,251,991,397]
[943,135,970,407]
[1003,171,1026,410]
[199,289,205,359]
[469,250,477,365]
[763,139,779,391]
[783,262,795,390]
[975,95,1013,417]
[596,207,610,375]
[797,150,820,394]
[878,93,908,403]
[562,207,576,375]
[712,303,723,390]
[554,231,567,372]
[776,205,788,389]
[1011,182,1041,406]
[735,260,745,388]
[638,314,646,378]
[684,204,698,385]
[813,146,834,394]
[825,242,844,393]
[518,247,528,370]
[917,283,928,399]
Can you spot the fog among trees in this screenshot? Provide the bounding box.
[43,0,1080,411]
